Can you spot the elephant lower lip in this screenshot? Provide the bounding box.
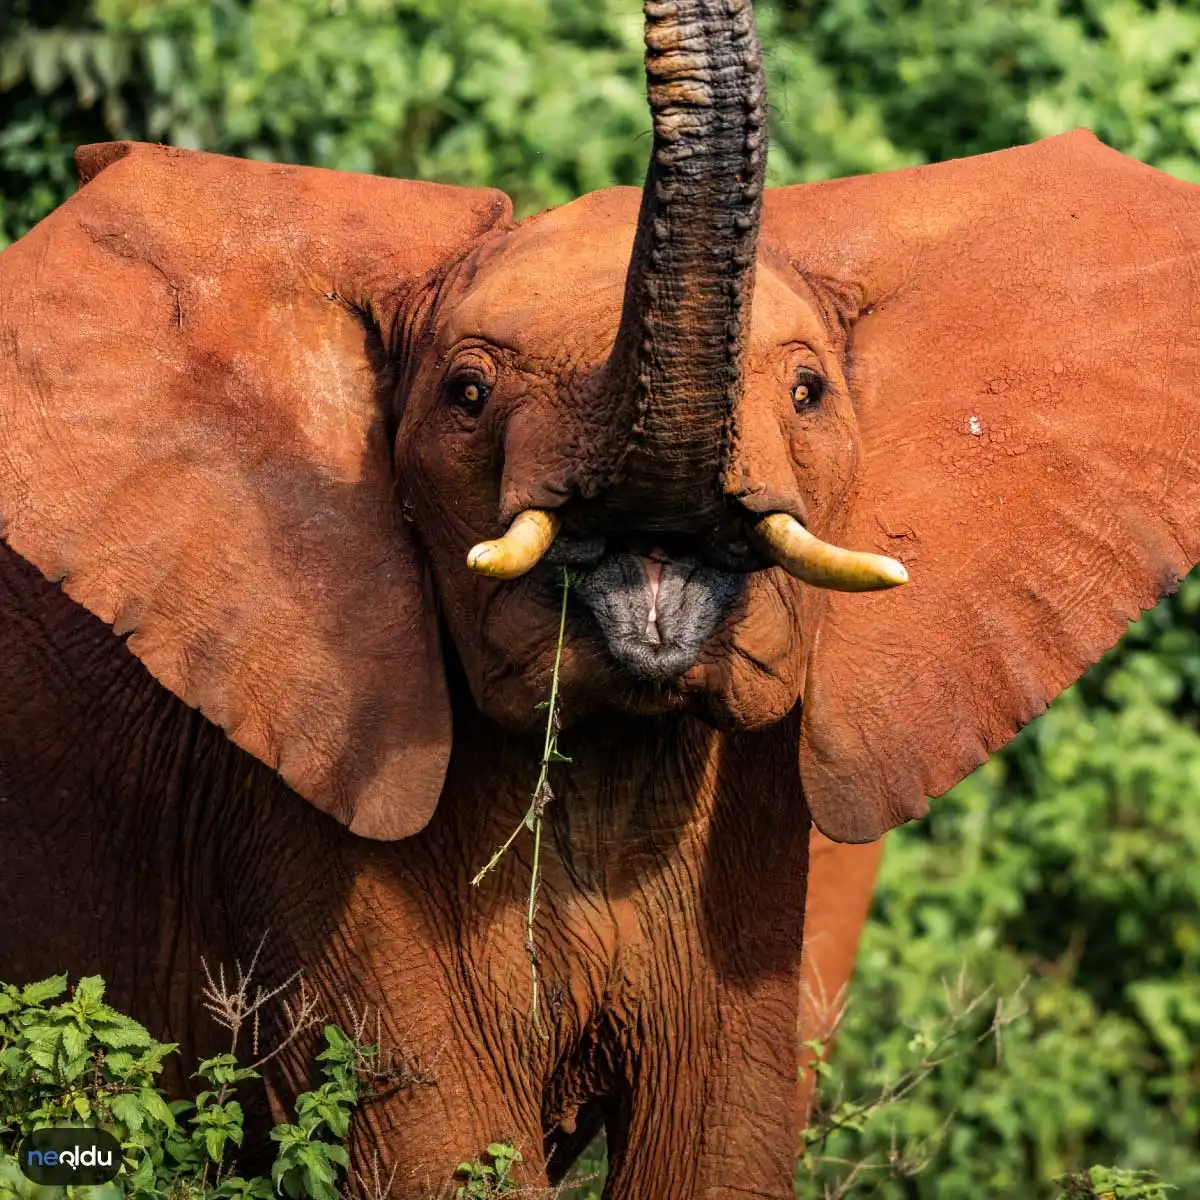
[571,552,741,682]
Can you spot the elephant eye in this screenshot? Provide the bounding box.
[792,369,825,411]
[445,372,491,414]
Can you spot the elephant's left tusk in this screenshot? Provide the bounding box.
[467,509,561,580]
[750,512,909,592]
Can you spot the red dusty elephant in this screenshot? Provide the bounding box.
[3,0,1200,1196]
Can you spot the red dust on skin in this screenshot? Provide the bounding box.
[396,189,853,738]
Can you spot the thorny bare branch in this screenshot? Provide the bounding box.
[348,1150,400,1200]
[255,975,325,1072]
[801,974,1030,1197]
[201,932,295,1046]
[199,931,325,1071]
[341,998,438,1097]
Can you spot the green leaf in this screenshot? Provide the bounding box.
[164,1133,204,1172]
[75,1184,122,1200]
[100,1050,136,1078]
[135,1088,175,1130]
[127,1151,155,1193]
[317,1026,354,1056]
[72,976,105,1007]
[19,978,68,1008]
[93,1021,152,1051]
[314,1026,359,1089]
[268,1124,307,1150]
[131,1043,177,1078]
[108,1090,145,1134]
[26,1031,60,1071]
[60,1024,89,1061]
[214,1178,275,1200]
[195,1053,254,1086]
[298,1144,336,1183]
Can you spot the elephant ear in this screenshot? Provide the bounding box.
[762,130,1200,842]
[0,141,512,839]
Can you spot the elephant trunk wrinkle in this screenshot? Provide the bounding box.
[602,0,768,525]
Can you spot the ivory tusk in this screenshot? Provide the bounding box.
[750,512,909,592]
[466,509,561,580]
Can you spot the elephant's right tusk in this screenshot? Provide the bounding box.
[750,512,909,592]
[467,510,561,581]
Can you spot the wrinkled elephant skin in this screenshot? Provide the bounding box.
[0,539,811,1194]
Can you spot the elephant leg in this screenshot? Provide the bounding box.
[256,944,552,1198]
[595,718,812,1198]
[601,975,803,1200]
[342,1054,547,1199]
[798,831,886,1118]
[247,925,551,1195]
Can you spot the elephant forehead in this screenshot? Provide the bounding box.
[439,187,827,363]
[746,263,831,352]
[443,196,639,355]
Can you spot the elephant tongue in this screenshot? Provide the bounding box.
[639,550,666,642]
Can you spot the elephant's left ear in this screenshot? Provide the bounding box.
[0,141,513,839]
[762,130,1200,843]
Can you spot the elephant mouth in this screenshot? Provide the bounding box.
[544,534,747,682]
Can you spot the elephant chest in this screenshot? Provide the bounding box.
[310,730,810,1120]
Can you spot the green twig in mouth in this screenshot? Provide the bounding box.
[470,568,572,1038]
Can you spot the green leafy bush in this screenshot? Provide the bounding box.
[0,974,368,1200]
[812,574,1200,1196]
[454,1142,522,1199]
[1056,1165,1174,1198]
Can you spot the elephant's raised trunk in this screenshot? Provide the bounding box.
[465,0,908,595]
[604,0,767,526]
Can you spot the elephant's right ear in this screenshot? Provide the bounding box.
[762,131,1200,844]
[0,141,513,839]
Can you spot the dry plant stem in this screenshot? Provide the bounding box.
[471,569,572,1038]
[352,1149,400,1200]
[197,935,324,1190]
[802,972,1029,1198]
[342,998,438,1096]
[201,947,322,1075]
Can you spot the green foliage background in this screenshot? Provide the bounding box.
[1,0,1198,1196]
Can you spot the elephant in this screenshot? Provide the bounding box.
[4,0,1200,1195]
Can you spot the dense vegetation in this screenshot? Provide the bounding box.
[1,1,1197,1196]
[0,972,470,1200]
